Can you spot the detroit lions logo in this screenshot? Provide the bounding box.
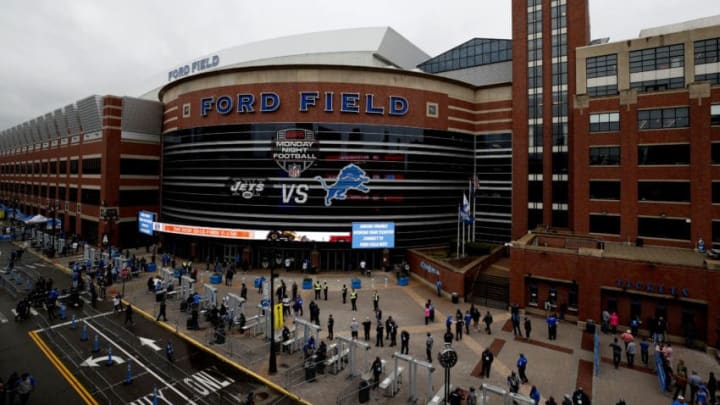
[315,164,371,206]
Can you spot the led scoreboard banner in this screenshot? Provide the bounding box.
[352,222,395,249]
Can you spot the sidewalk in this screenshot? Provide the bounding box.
[33,245,720,405]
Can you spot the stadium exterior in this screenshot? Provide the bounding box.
[2,2,720,346]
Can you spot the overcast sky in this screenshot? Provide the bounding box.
[0,0,718,130]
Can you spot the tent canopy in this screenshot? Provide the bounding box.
[25,214,48,225]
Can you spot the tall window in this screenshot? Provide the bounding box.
[695,37,720,85]
[629,44,684,91]
[712,105,720,126]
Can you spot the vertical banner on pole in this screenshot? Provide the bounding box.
[274,303,284,330]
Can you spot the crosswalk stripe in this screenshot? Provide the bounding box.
[25,264,36,268]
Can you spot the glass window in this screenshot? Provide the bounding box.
[120,159,160,176]
[629,44,685,91]
[82,158,101,175]
[59,160,67,174]
[589,112,620,132]
[70,159,79,175]
[638,144,690,165]
[712,105,720,126]
[638,107,689,129]
[589,181,621,200]
[119,189,159,206]
[638,181,690,202]
[589,146,620,165]
[712,143,720,164]
[80,188,100,205]
[638,217,690,240]
[712,182,720,203]
[590,214,620,234]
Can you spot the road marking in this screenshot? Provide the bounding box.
[83,320,198,405]
[25,264,36,268]
[139,336,162,351]
[34,311,114,331]
[29,307,38,316]
[0,311,8,323]
[80,355,126,367]
[28,330,99,405]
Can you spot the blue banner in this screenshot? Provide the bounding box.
[138,211,156,236]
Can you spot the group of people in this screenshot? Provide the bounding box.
[0,371,35,405]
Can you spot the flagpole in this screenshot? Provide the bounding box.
[473,137,477,242]
[461,204,465,257]
[468,178,472,244]
[456,203,460,258]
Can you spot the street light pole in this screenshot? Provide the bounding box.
[263,256,277,374]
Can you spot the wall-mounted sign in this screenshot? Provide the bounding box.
[228,178,265,199]
[420,261,440,275]
[316,164,370,207]
[352,222,395,249]
[272,129,318,177]
[616,279,689,298]
[168,55,220,82]
[138,211,156,236]
[199,92,409,117]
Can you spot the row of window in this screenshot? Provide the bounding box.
[589,107,691,132]
[587,38,720,96]
[0,186,158,206]
[590,144,691,166]
[589,216,691,240]
[0,158,159,176]
[590,181,691,202]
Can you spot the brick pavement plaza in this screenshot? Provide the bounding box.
[38,246,720,404]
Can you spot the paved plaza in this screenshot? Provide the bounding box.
[25,245,720,404]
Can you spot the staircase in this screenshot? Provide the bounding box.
[468,258,510,309]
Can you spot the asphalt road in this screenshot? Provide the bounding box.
[0,240,290,405]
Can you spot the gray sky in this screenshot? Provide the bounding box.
[0,0,717,130]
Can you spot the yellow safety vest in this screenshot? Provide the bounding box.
[351,292,357,299]
[315,283,321,290]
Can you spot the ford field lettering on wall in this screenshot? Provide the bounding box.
[315,164,370,206]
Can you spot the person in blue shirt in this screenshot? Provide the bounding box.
[464,310,472,335]
[435,279,442,296]
[639,337,650,366]
[529,385,540,404]
[446,315,453,334]
[517,353,529,383]
[547,313,558,340]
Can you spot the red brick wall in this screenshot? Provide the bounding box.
[510,246,720,345]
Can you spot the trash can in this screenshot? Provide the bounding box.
[351,278,362,289]
[146,263,157,272]
[397,276,409,286]
[358,380,371,403]
[304,356,317,382]
[302,278,313,290]
[210,273,222,284]
[585,319,596,333]
[451,292,459,304]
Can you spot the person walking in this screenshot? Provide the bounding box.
[481,348,494,378]
[350,317,359,340]
[350,289,358,311]
[530,386,541,405]
[455,316,464,341]
[323,281,328,301]
[609,337,622,369]
[708,371,717,403]
[240,282,248,300]
[156,298,168,322]
[425,333,433,363]
[524,317,532,340]
[327,314,334,340]
[371,356,383,389]
[626,339,636,367]
[373,291,380,311]
[375,321,384,347]
[507,372,520,393]
[424,305,431,325]
[517,353,529,383]
[362,317,371,341]
[640,337,650,366]
[483,311,493,334]
[547,313,558,340]
[124,303,134,326]
[436,278,442,296]
[16,373,33,405]
[609,311,619,334]
[400,330,410,355]
[673,359,688,400]
[464,310,472,335]
[165,342,174,363]
[341,284,347,304]
[511,310,521,337]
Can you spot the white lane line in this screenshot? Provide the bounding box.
[34,311,114,331]
[0,311,8,323]
[83,320,197,405]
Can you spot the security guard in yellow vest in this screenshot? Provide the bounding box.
[314,281,322,299]
[350,289,358,311]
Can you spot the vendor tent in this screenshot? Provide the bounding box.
[25,214,48,225]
